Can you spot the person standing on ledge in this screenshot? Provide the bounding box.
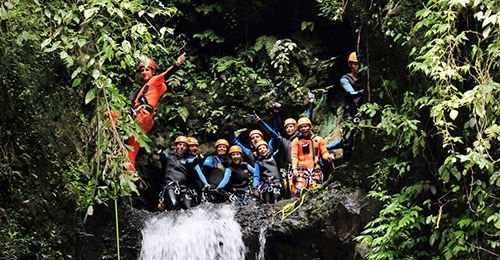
[339,52,364,163]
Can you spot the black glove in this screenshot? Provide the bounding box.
[308,91,315,102]
[157,146,165,154]
[245,111,260,123]
[270,100,281,110]
[224,113,234,125]
[189,123,199,136]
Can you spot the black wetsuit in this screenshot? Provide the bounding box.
[203,155,228,189]
[254,150,282,204]
[162,152,193,209]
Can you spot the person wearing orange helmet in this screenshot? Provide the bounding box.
[159,135,194,210]
[291,117,334,174]
[340,51,364,162]
[201,139,230,190]
[231,127,275,167]
[216,145,255,200]
[124,53,186,172]
[253,140,282,203]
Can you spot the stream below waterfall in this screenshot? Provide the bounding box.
[139,203,250,260]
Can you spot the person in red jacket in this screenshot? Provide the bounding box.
[127,53,186,171]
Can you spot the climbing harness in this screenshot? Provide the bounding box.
[290,167,323,196]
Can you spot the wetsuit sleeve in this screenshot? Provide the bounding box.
[216,168,232,189]
[291,139,299,168]
[272,110,283,136]
[158,64,180,82]
[326,140,341,150]
[258,119,280,139]
[258,118,280,151]
[234,134,251,156]
[340,77,362,96]
[307,100,314,119]
[203,156,215,168]
[162,153,169,185]
[247,164,255,174]
[253,164,260,187]
[195,164,208,185]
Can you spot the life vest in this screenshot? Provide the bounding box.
[341,73,363,108]
[130,65,179,116]
[291,135,329,169]
[204,155,228,187]
[228,162,250,191]
[164,153,189,186]
[256,150,282,182]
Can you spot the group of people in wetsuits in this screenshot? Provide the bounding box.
[116,51,364,211]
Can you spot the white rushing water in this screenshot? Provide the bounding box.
[256,225,268,260]
[139,204,246,260]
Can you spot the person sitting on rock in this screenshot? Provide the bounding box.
[253,140,282,204]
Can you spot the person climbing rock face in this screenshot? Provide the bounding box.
[339,52,364,163]
[125,53,186,172]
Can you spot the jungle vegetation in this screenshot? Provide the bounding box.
[0,0,499,259]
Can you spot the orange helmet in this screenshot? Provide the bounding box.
[249,129,263,138]
[187,137,199,146]
[214,139,229,149]
[255,140,269,150]
[297,117,312,127]
[138,58,157,71]
[348,52,358,63]
[229,145,243,154]
[174,135,188,144]
[283,118,297,127]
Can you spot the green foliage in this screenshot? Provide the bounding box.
[315,0,500,259]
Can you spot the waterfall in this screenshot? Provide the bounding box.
[139,203,246,260]
[256,225,268,260]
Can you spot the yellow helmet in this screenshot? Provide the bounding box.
[283,118,297,127]
[229,145,243,154]
[297,117,312,127]
[249,129,263,138]
[348,52,358,63]
[255,140,269,150]
[214,139,229,149]
[174,135,188,144]
[187,137,199,146]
